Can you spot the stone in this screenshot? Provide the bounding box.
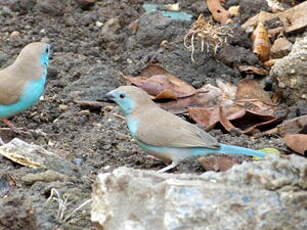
[20,170,69,185]
[270,34,307,104]
[36,0,65,16]
[91,154,307,230]
[0,138,79,177]
[270,36,292,58]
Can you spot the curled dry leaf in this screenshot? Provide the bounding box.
[283,134,307,156]
[252,22,271,62]
[123,64,197,99]
[238,65,268,76]
[206,0,231,24]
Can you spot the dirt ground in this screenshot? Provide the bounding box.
[0,0,299,229]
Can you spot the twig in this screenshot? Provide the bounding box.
[64,199,92,222]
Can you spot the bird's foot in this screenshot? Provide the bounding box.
[157,162,178,173]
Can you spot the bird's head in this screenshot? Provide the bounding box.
[106,86,155,116]
[16,42,51,68]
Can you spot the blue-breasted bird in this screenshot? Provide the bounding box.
[0,42,50,136]
[106,86,265,172]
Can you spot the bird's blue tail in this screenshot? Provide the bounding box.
[218,143,265,158]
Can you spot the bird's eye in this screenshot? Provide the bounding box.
[45,46,50,53]
[119,93,126,99]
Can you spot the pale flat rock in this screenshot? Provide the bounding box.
[270,34,307,103]
[242,2,307,33]
[0,138,79,177]
[91,154,307,230]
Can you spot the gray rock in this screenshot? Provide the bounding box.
[0,138,79,177]
[270,34,307,104]
[36,0,65,16]
[91,154,307,230]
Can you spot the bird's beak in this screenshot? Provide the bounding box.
[105,91,116,101]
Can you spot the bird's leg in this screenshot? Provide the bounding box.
[0,119,29,134]
[0,119,47,137]
[1,119,16,129]
[157,162,178,173]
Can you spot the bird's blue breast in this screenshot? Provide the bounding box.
[127,119,139,137]
[0,74,46,118]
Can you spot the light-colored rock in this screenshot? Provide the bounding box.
[0,138,78,177]
[91,154,307,230]
[270,34,307,103]
[270,36,292,58]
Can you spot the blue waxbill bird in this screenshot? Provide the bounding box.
[106,86,265,173]
[0,42,51,143]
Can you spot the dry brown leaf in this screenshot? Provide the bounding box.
[264,59,279,68]
[188,106,220,128]
[206,0,231,24]
[236,79,272,104]
[238,65,268,76]
[123,64,196,99]
[283,134,307,155]
[276,115,307,136]
[198,155,243,172]
[159,84,222,114]
[252,22,271,62]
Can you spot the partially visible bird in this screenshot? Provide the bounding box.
[106,86,265,172]
[0,42,51,142]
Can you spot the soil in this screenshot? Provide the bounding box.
[0,0,294,229]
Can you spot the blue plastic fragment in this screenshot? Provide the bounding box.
[143,4,193,21]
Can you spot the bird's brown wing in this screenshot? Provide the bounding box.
[135,107,219,148]
[0,70,24,105]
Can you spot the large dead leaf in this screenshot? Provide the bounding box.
[283,134,307,156]
[188,106,221,128]
[206,0,231,24]
[185,79,284,134]
[252,22,270,62]
[123,64,197,99]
